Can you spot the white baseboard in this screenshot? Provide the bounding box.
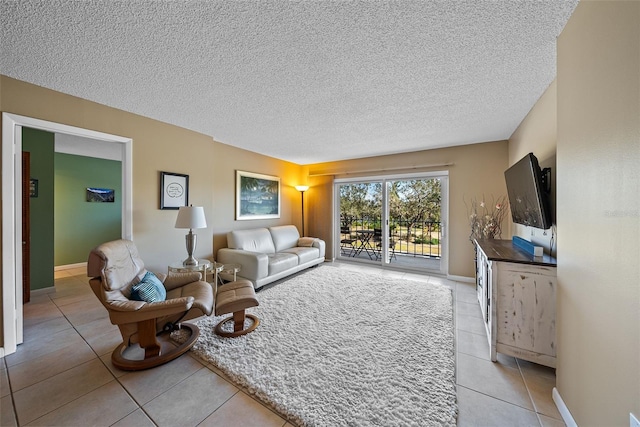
[31,286,55,295]
[553,387,577,427]
[0,347,5,358]
[447,274,475,283]
[54,262,87,271]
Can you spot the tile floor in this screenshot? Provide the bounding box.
[1,262,565,426]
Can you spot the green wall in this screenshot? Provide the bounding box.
[23,128,55,290]
[22,131,122,287]
[54,153,122,265]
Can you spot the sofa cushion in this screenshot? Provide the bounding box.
[297,237,317,247]
[281,247,321,264]
[228,228,276,254]
[268,253,298,275]
[269,225,300,252]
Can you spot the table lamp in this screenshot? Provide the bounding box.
[175,205,207,266]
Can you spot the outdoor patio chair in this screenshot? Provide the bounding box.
[340,225,357,257]
[373,228,397,261]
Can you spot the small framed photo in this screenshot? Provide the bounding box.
[86,187,115,202]
[29,179,38,198]
[160,171,189,210]
[236,170,280,220]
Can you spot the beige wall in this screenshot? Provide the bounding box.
[306,140,510,277]
[0,77,509,344]
[557,2,639,425]
[0,76,305,348]
[509,79,557,166]
[210,140,304,255]
[508,79,557,256]
[0,76,510,347]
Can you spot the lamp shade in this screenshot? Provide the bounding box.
[175,206,207,229]
[295,185,309,192]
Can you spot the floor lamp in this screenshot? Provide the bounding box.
[295,185,309,236]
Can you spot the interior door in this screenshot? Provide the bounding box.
[22,152,30,304]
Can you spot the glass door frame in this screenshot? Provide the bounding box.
[334,178,384,264]
[334,171,448,275]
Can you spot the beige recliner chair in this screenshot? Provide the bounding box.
[87,239,213,370]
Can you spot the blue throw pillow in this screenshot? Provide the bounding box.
[131,271,167,303]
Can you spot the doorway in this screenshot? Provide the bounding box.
[335,172,448,275]
[1,113,133,356]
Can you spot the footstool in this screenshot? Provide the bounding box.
[214,279,260,337]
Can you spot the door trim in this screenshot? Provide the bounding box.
[22,151,30,304]
[1,112,133,356]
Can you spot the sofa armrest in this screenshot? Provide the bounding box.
[297,237,326,258]
[313,238,326,259]
[297,237,316,247]
[217,248,269,281]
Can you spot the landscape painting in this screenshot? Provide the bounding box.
[236,171,280,220]
[86,187,115,203]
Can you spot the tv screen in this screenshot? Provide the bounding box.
[504,153,552,229]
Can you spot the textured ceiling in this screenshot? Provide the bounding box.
[1,0,577,164]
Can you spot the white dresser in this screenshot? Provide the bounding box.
[475,239,557,368]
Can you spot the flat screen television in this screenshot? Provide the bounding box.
[504,153,552,229]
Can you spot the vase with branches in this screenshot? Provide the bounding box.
[465,195,508,243]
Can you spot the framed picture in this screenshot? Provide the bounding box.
[236,170,280,220]
[160,171,189,210]
[29,179,38,198]
[86,187,115,202]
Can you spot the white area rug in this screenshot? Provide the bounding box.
[185,266,457,426]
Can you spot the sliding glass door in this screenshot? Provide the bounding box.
[335,172,447,274]
[337,181,383,261]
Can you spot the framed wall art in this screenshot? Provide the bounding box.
[29,179,38,198]
[86,187,115,202]
[236,170,280,220]
[160,171,189,210]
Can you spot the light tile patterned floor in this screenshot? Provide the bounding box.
[1,262,565,426]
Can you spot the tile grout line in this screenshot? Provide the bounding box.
[516,358,565,425]
[516,358,545,427]
[14,290,117,426]
[5,371,19,426]
[454,289,543,424]
[17,277,148,427]
[6,289,74,426]
[456,384,543,417]
[16,266,558,427]
[66,276,161,427]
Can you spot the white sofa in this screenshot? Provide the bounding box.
[217,225,326,289]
